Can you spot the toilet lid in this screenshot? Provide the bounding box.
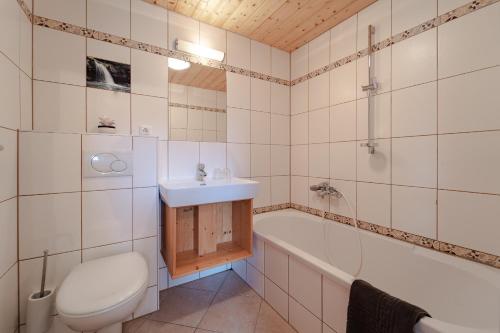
[56,252,148,317]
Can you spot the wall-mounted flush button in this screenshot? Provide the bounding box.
[139,126,152,136]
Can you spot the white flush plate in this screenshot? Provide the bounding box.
[83,151,133,178]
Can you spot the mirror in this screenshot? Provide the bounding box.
[168,62,226,142]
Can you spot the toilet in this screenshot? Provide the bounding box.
[56,252,148,333]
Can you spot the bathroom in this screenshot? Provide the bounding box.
[0,0,499,332]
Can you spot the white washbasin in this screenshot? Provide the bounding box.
[159,178,259,207]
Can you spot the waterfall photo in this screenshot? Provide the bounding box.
[86,57,131,92]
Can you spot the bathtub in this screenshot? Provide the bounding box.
[252,209,500,333]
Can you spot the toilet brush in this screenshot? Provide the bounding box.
[26,250,54,333]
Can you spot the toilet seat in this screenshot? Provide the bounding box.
[56,252,148,332]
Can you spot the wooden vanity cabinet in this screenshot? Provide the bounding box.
[161,199,253,278]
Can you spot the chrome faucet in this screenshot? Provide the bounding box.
[310,182,341,198]
[197,163,207,182]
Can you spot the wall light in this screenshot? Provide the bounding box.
[176,39,225,62]
[168,57,191,71]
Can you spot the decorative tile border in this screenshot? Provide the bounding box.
[253,203,291,215]
[169,102,226,114]
[288,203,500,269]
[291,0,500,85]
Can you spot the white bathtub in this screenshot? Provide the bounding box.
[252,209,500,333]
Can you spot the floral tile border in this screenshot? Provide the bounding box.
[169,102,226,114]
[287,203,499,269]
[290,0,500,86]
[253,203,291,215]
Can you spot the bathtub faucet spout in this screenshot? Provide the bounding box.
[310,182,342,198]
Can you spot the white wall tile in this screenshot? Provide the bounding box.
[87,0,131,38]
[323,277,349,333]
[264,244,288,291]
[133,236,157,286]
[271,145,290,176]
[330,15,357,62]
[200,142,226,178]
[251,144,270,177]
[291,176,309,206]
[200,23,226,55]
[357,182,391,227]
[246,262,264,297]
[82,189,132,248]
[134,286,158,317]
[289,297,322,333]
[330,61,356,105]
[19,251,81,323]
[309,108,329,144]
[200,264,229,278]
[168,11,199,50]
[289,257,321,318]
[271,48,290,80]
[392,0,436,34]
[131,0,168,49]
[392,186,436,238]
[271,114,289,145]
[0,0,20,66]
[251,111,270,144]
[227,72,250,109]
[392,82,437,137]
[438,132,500,194]
[0,54,20,130]
[291,44,308,80]
[20,73,33,131]
[227,143,250,177]
[227,108,250,143]
[330,179,357,218]
[265,278,288,320]
[308,73,329,111]
[251,78,271,113]
[356,138,391,184]
[187,109,203,130]
[131,49,168,98]
[87,38,131,64]
[0,265,18,333]
[34,81,86,133]
[247,236,264,273]
[158,140,168,180]
[291,81,308,115]
[438,0,470,14]
[331,141,356,181]
[35,0,86,26]
[82,134,132,191]
[357,46,391,97]
[20,11,32,77]
[82,241,131,262]
[34,26,85,85]
[271,176,290,205]
[168,271,200,287]
[291,113,308,145]
[438,3,500,78]
[308,31,330,71]
[270,83,290,115]
[169,83,188,104]
[231,259,246,280]
[133,187,158,239]
[357,0,391,51]
[87,88,131,135]
[438,67,500,134]
[393,29,437,89]
[358,94,391,141]
[168,141,199,180]
[0,199,17,276]
[19,193,81,260]
[133,136,157,187]
[392,136,437,188]
[331,101,356,142]
[227,32,250,70]
[291,145,308,176]
[20,132,81,195]
[438,190,500,254]
[309,144,329,179]
[131,94,168,139]
[0,129,17,201]
[251,40,271,75]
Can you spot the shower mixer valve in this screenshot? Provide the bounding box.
[310,182,342,198]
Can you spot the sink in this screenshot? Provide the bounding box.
[159,178,259,207]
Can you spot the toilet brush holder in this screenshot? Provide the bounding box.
[26,289,54,333]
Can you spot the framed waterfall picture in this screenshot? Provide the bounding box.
[86,56,131,92]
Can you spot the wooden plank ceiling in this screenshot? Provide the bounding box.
[144,0,376,52]
[169,62,226,91]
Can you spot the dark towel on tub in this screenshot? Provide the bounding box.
[346,280,430,333]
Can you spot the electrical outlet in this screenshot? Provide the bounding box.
[139,125,152,136]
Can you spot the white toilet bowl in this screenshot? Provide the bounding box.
[56,252,148,333]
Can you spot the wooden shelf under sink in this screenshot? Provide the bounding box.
[161,199,253,279]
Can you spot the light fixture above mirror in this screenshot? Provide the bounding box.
[175,39,225,62]
[168,57,191,71]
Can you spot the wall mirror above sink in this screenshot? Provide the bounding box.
[168,61,226,142]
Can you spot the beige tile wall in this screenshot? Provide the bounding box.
[290,0,500,268]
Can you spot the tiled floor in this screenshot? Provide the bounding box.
[124,270,296,333]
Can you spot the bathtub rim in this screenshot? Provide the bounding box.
[253,209,497,333]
